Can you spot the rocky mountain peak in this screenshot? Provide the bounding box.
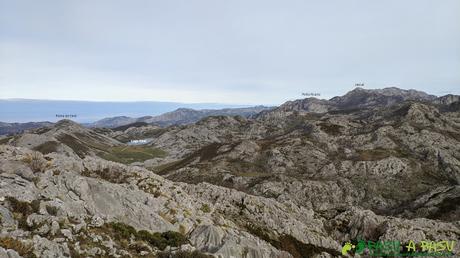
[331,87,436,109]
[341,87,435,99]
[261,87,442,120]
[53,119,85,131]
[434,94,460,105]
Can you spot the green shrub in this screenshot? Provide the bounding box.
[33,141,59,154]
[99,146,167,164]
[137,230,166,249]
[137,230,186,250]
[108,222,186,250]
[200,204,211,213]
[160,231,187,247]
[109,222,137,239]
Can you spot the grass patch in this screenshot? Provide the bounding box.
[224,159,271,180]
[284,115,315,134]
[354,149,391,161]
[33,141,59,154]
[234,171,271,178]
[200,204,211,213]
[0,237,36,258]
[152,143,222,175]
[352,148,412,161]
[112,122,149,131]
[56,134,90,158]
[319,122,343,136]
[99,146,167,164]
[0,136,13,145]
[328,108,362,115]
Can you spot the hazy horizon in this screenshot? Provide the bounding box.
[0,85,454,123]
[0,99,254,123]
[0,85,455,105]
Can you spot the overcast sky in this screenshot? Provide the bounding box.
[1,0,459,105]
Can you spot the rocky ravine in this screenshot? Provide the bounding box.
[1,87,460,258]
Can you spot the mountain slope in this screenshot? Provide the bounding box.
[1,87,459,257]
[0,121,53,136]
[90,106,272,128]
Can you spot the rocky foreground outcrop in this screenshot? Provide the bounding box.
[0,145,325,257]
[1,145,458,257]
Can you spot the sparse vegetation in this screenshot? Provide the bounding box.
[81,164,130,184]
[157,250,214,258]
[99,146,167,164]
[179,224,187,235]
[137,230,186,250]
[22,152,48,172]
[0,136,13,145]
[153,143,222,175]
[159,211,177,224]
[200,204,211,213]
[6,196,41,230]
[55,134,90,158]
[45,205,59,216]
[354,149,391,161]
[0,237,36,258]
[245,224,340,258]
[7,196,40,217]
[109,222,138,239]
[33,141,59,154]
[319,122,343,136]
[112,122,149,131]
[352,148,412,161]
[106,222,187,250]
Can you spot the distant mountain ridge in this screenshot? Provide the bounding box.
[89,106,272,128]
[257,87,443,119]
[0,105,272,135]
[0,98,248,123]
[0,121,53,136]
[1,87,459,135]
